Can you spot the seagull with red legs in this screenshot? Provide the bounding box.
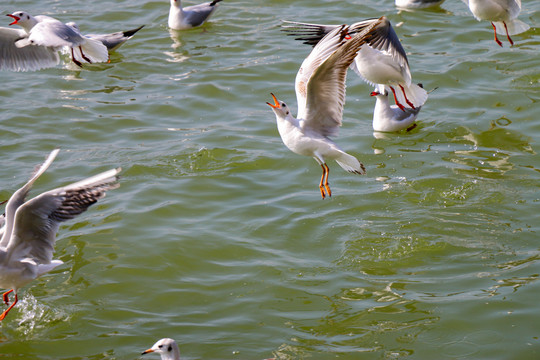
[267,20,385,199]
[0,149,120,321]
[282,17,428,111]
[5,11,109,68]
[462,0,529,46]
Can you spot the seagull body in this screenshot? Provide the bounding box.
[396,0,445,9]
[0,149,120,320]
[462,0,529,46]
[142,338,181,360]
[168,0,224,30]
[6,11,109,68]
[282,17,428,111]
[66,22,145,52]
[268,21,384,198]
[371,90,421,132]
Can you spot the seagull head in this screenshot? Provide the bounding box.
[142,338,180,360]
[370,90,389,97]
[7,11,36,31]
[266,93,292,119]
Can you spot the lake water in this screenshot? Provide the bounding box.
[1,0,539,359]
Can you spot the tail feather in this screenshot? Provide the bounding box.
[209,0,224,6]
[335,152,366,175]
[493,19,530,36]
[393,82,428,109]
[72,37,109,64]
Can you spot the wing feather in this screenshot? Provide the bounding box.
[6,167,120,264]
[299,17,384,137]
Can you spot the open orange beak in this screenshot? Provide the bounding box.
[266,93,280,109]
[6,14,20,26]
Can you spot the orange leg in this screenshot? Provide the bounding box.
[389,86,406,111]
[319,164,327,199]
[2,289,13,305]
[0,292,18,321]
[323,163,332,198]
[491,22,503,47]
[399,84,415,109]
[503,21,514,46]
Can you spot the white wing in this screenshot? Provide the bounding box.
[0,27,59,71]
[299,18,383,137]
[23,19,85,49]
[0,149,59,249]
[5,167,121,264]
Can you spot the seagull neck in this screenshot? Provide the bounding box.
[373,95,394,120]
[18,17,39,33]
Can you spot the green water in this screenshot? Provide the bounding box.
[1,0,539,359]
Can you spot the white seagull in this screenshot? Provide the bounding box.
[370,88,421,132]
[6,11,109,68]
[142,338,181,360]
[66,22,145,52]
[168,0,224,30]
[267,20,384,199]
[282,17,428,111]
[395,0,445,9]
[462,0,529,46]
[0,149,120,321]
[0,14,59,71]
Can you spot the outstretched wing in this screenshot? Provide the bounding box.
[6,167,120,264]
[0,149,60,249]
[298,18,383,137]
[0,27,59,71]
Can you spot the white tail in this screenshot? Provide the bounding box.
[72,37,109,64]
[493,19,530,36]
[393,82,428,109]
[335,152,366,175]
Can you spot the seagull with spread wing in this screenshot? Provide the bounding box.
[0,149,120,320]
[267,19,383,199]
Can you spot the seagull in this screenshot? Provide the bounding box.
[267,20,384,199]
[370,88,421,132]
[0,15,59,71]
[66,22,145,52]
[395,0,445,9]
[142,338,180,360]
[0,149,120,321]
[6,11,109,68]
[462,0,529,46]
[168,0,224,30]
[282,17,428,111]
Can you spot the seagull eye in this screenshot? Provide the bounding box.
[281,103,286,108]
[168,346,172,351]
[158,345,163,349]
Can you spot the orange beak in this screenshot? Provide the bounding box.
[6,14,19,26]
[266,93,280,109]
[141,349,154,355]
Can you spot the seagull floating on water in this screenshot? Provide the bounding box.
[370,88,421,132]
[5,11,109,68]
[0,149,120,321]
[462,0,529,46]
[168,0,224,30]
[142,338,181,360]
[267,20,384,199]
[282,17,428,111]
[66,22,145,52]
[395,0,445,9]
